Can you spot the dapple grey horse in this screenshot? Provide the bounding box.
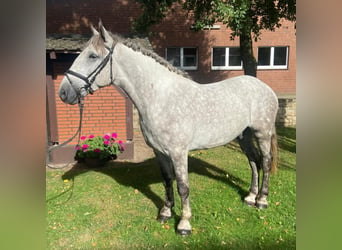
[58,22,278,236]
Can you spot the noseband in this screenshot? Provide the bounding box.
[65,44,114,96]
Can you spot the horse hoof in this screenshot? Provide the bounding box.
[256,202,268,209]
[157,215,171,223]
[244,200,256,207]
[177,229,191,236]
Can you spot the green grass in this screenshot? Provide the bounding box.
[46,127,296,249]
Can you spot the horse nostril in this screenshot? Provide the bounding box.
[59,89,67,101]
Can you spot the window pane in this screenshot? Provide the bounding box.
[228,47,242,66]
[258,47,271,66]
[183,48,197,67]
[274,47,287,65]
[166,48,180,67]
[213,48,226,66]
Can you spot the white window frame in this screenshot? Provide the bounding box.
[211,47,243,70]
[257,46,289,70]
[165,47,198,70]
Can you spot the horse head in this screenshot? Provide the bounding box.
[58,20,115,104]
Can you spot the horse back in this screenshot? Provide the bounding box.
[187,75,278,149]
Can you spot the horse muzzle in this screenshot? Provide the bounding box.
[58,79,79,105]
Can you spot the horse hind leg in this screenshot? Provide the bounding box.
[237,127,261,207]
[254,126,278,209]
[154,150,175,223]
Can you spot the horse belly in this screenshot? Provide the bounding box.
[189,114,249,150]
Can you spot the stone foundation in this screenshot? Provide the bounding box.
[276,96,296,127]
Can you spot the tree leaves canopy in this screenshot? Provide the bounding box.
[133,0,296,40]
[133,0,296,76]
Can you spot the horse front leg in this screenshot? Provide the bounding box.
[155,150,175,223]
[170,151,192,236]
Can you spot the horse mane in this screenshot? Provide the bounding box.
[89,32,191,79]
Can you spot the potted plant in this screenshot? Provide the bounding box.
[74,133,125,168]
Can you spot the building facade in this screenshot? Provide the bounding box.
[46,0,296,163]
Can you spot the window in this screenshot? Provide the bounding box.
[257,46,289,69]
[212,47,242,70]
[166,47,198,70]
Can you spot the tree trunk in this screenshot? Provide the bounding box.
[240,31,257,77]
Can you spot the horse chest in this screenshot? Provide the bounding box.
[138,115,169,150]
[138,110,187,153]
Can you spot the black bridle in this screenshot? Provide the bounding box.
[64,44,114,96]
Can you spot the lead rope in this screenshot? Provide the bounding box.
[46,97,85,169]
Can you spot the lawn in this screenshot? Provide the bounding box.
[46,127,296,249]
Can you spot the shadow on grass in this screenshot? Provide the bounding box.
[62,156,249,217]
[60,127,295,214]
[175,237,296,250]
[277,127,296,153]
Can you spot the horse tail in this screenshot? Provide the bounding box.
[270,132,278,174]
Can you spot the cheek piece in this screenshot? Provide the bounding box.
[64,44,114,99]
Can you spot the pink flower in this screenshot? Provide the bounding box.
[112,133,118,138]
[94,148,101,153]
[89,134,95,139]
[80,135,87,140]
[82,144,89,150]
[75,145,81,150]
[118,140,123,144]
[103,140,109,146]
[103,134,111,140]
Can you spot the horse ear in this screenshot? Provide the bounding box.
[98,19,112,43]
[98,19,103,29]
[90,24,99,36]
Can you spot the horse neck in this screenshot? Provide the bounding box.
[113,43,181,113]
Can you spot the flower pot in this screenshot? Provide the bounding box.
[84,157,109,168]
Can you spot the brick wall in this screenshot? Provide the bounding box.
[47,0,296,96]
[46,0,142,35]
[149,3,296,96]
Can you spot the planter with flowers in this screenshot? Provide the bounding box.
[74,133,125,168]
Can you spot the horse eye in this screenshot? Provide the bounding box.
[89,53,98,59]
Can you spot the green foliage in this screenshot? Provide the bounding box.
[132,0,181,34]
[47,127,296,249]
[133,0,296,40]
[133,0,296,76]
[184,0,296,41]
